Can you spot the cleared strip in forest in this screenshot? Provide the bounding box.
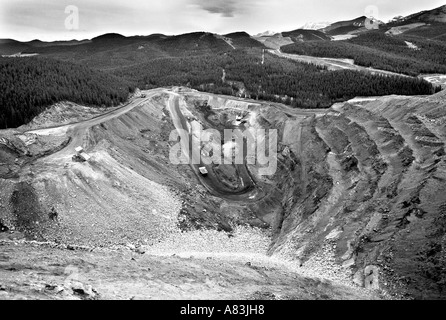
[269,49,410,77]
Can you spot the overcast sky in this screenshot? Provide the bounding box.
[0,0,445,41]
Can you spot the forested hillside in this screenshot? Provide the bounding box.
[0,32,442,129]
[0,57,135,129]
[402,23,446,41]
[17,32,247,69]
[115,48,439,108]
[282,31,446,76]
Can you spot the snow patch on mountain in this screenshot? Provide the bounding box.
[299,22,332,30]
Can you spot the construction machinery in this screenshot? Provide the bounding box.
[72,146,91,162]
[199,166,208,176]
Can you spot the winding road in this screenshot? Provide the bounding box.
[26,89,163,162]
[166,91,261,201]
[25,87,264,201]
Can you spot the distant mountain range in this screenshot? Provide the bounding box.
[1,4,445,55]
[1,3,446,131]
[319,16,384,35]
[252,4,446,48]
[391,4,446,24]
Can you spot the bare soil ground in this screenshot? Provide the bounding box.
[386,23,426,36]
[18,102,118,131]
[420,74,446,89]
[0,241,378,300]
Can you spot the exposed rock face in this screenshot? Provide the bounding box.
[269,92,446,299]
[180,89,446,298]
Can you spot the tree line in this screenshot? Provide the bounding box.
[0,57,135,129]
[114,48,439,109]
[0,45,441,129]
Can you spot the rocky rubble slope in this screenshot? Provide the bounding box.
[0,240,379,300]
[270,91,446,299]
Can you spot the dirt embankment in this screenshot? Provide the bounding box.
[0,240,379,300]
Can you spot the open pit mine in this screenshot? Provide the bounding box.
[1,86,446,300]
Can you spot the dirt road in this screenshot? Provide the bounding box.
[23,87,265,202]
[269,49,409,76]
[26,89,164,163]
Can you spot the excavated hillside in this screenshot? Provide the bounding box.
[270,91,446,299]
[1,87,445,299]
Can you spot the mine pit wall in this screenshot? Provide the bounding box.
[179,91,446,298]
[268,116,333,254]
[267,91,446,299]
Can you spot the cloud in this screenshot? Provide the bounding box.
[192,0,238,17]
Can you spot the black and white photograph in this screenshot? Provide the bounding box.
[1,0,446,305]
